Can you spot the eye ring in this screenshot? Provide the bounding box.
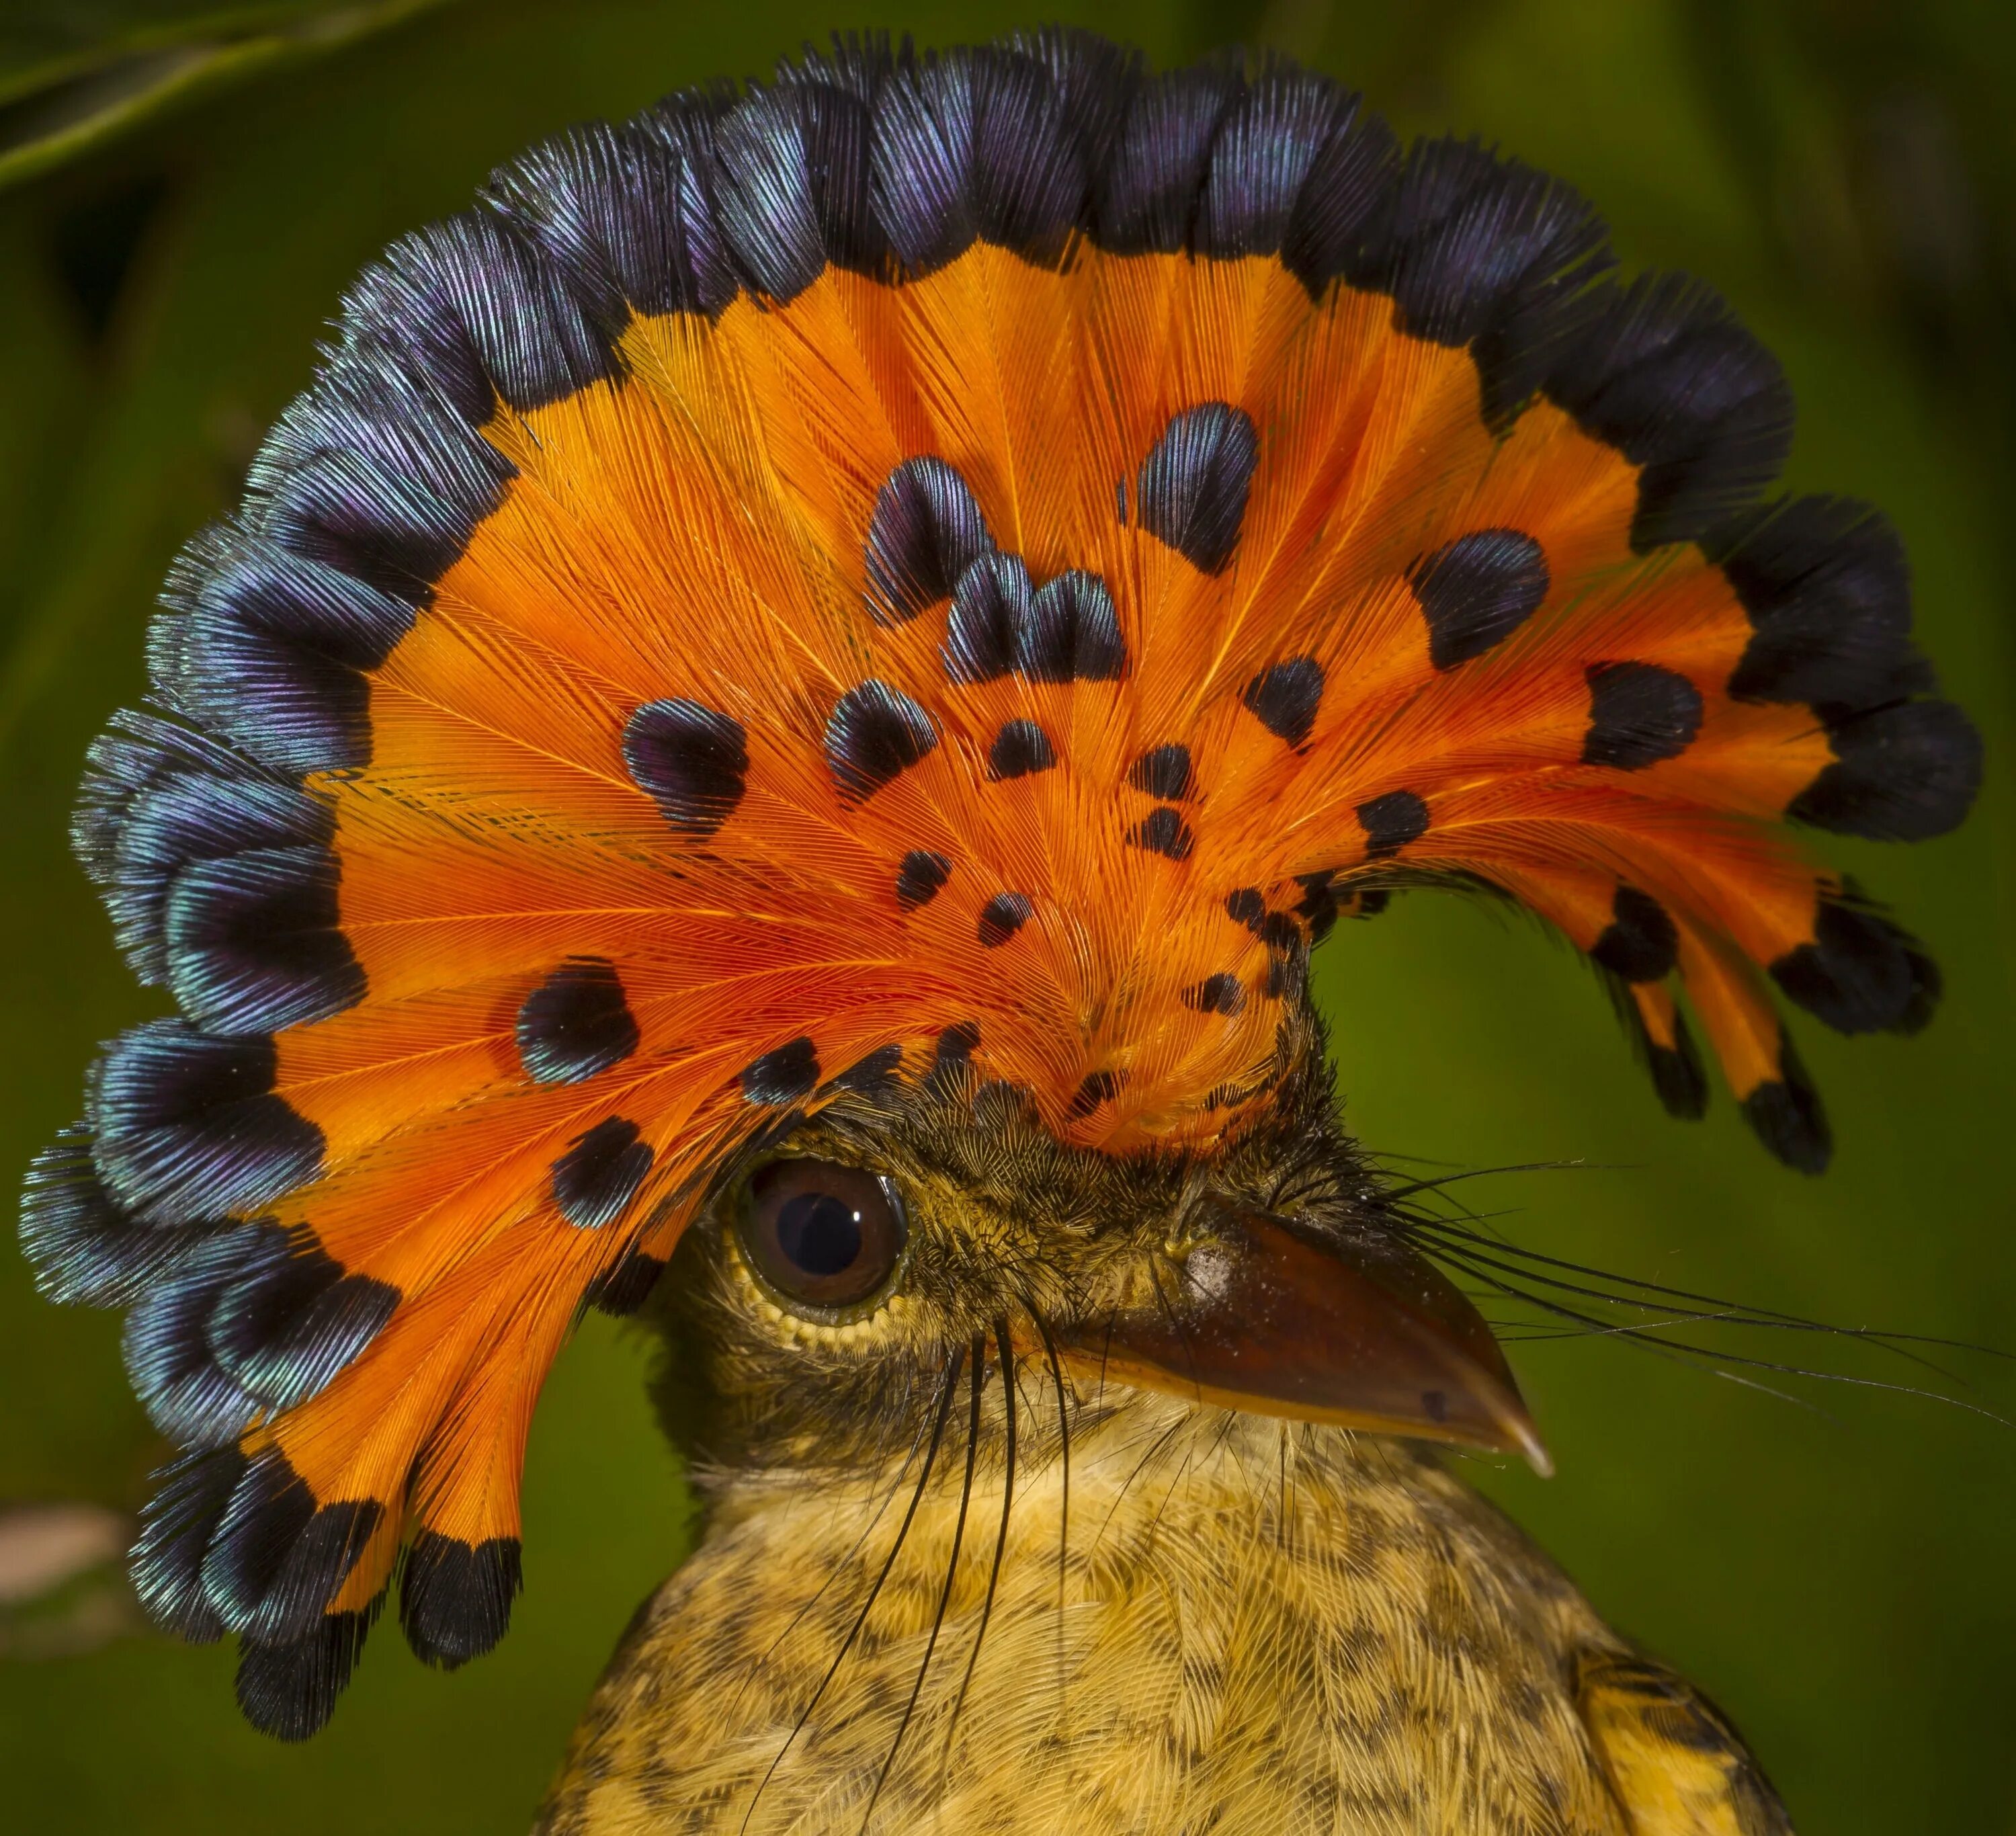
[734,1157,909,1320]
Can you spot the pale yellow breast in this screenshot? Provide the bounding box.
[536,1407,1654,1835]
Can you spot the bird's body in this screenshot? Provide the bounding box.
[545,1085,1786,1836]
[545,1403,1767,1835]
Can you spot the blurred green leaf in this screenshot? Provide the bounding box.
[0,0,458,192]
[0,198,90,653]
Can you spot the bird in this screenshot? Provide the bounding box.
[16,26,1979,1835]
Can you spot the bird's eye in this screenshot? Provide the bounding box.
[735,1158,907,1315]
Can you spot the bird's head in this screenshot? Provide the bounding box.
[667,1018,1542,1483]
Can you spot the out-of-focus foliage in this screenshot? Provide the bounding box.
[0,1,458,190]
[0,1,2008,1831]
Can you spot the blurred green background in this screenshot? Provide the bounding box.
[0,0,2010,1829]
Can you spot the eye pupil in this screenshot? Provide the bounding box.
[775,1192,863,1276]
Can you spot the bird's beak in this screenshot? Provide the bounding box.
[1048,1209,1552,1476]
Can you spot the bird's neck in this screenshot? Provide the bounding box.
[541,1396,1632,1835]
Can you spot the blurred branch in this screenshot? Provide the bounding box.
[0,1501,138,1661]
[0,0,458,192]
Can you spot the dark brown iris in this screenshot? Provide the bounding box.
[737,1158,907,1312]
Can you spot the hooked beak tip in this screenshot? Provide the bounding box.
[1508,1415,1554,1478]
[1049,1208,1557,1473]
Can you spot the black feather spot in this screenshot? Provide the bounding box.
[1644,1012,1709,1120]
[832,1044,905,1095]
[251,367,497,587]
[977,892,1034,948]
[1183,973,1246,1016]
[1128,806,1194,861]
[179,1451,300,1636]
[550,1118,653,1229]
[1294,871,1340,943]
[1770,896,1939,1036]
[1740,1032,1831,1173]
[1355,790,1429,859]
[943,551,1032,684]
[1097,61,1241,255]
[122,1232,264,1447]
[1224,887,1267,931]
[1260,910,1302,952]
[345,208,619,416]
[131,1446,243,1641]
[483,110,739,327]
[89,1021,323,1226]
[1279,87,1399,294]
[235,1607,377,1742]
[947,556,1126,684]
[864,456,993,624]
[988,719,1056,780]
[18,1130,203,1310]
[963,46,1091,261]
[1789,700,1980,841]
[1135,402,1259,574]
[1023,570,1127,681]
[200,1448,376,1643]
[1714,497,1929,712]
[712,79,880,300]
[1589,886,1678,983]
[400,1532,522,1670]
[623,700,748,838]
[933,1021,980,1068]
[1543,272,1793,551]
[1242,657,1324,747]
[517,958,638,1084]
[895,849,952,910]
[1298,876,1336,940]
[162,511,433,778]
[1408,529,1550,671]
[868,59,983,274]
[585,1247,667,1318]
[239,1497,384,1645]
[1066,1069,1126,1118]
[1582,662,1702,769]
[205,1225,397,1415]
[76,712,337,990]
[825,679,937,802]
[1197,68,1361,262]
[743,1036,820,1105]
[1127,743,1194,800]
[165,843,364,1036]
[1364,139,1613,424]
